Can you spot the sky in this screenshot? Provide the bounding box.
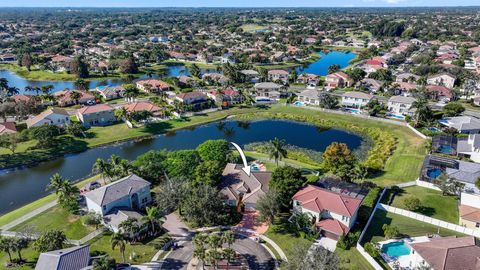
[0,0,478,7]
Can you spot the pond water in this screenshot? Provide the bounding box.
[0,64,217,94]
[295,51,357,76]
[0,119,366,214]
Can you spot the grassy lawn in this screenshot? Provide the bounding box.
[362,209,465,244]
[264,214,313,261]
[389,186,459,223]
[336,247,375,270]
[0,245,39,270]
[88,231,161,264]
[11,206,95,240]
[0,175,101,228]
[240,23,267,32]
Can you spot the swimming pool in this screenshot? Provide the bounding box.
[381,241,411,257]
[386,114,405,120]
[426,168,443,179]
[294,101,305,107]
[345,108,360,114]
[427,127,440,132]
[438,145,455,155]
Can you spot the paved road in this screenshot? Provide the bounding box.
[160,234,275,270]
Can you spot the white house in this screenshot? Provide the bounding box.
[427,73,456,89]
[292,184,362,239]
[439,116,480,134]
[25,108,71,128]
[341,91,373,109]
[457,134,480,163]
[387,96,416,116]
[298,89,321,105]
[84,174,151,216]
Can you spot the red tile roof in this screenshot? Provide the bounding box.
[77,104,113,115]
[316,218,350,235]
[0,122,17,134]
[136,79,169,90]
[123,102,160,113]
[293,185,362,217]
[10,94,33,103]
[426,85,452,99]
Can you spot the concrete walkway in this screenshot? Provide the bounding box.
[0,200,57,231]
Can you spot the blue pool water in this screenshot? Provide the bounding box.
[427,168,443,179]
[438,145,454,155]
[427,127,440,132]
[294,101,305,107]
[382,241,411,257]
[386,114,405,120]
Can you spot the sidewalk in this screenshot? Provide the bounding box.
[0,200,57,231]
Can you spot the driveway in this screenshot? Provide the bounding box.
[163,213,190,238]
[160,233,275,270]
[235,210,269,234]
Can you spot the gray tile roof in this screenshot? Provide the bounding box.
[103,208,145,230]
[446,160,480,184]
[388,95,416,104]
[84,174,150,207]
[35,245,90,270]
[441,116,480,132]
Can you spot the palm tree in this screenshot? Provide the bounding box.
[93,158,113,184]
[6,86,19,96]
[41,85,54,95]
[268,137,288,167]
[222,248,236,270]
[193,234,208,269]
[12,237,29,262]
[123,85,140,102]
[70,91,82,105]
[115,107,129,122]
[142,206,163,235]
[222,231,235,248]
[93,256,116,270]
[46,173,65,193]
[0,237,14,262]
[111,233,128,263]
[412,98,433,127]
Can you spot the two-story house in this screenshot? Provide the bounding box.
[298,89,321,105]
[292,184,363,239]
[341,91,374,109]
[387,96,416,116]
[427,73,456,89]
[84,174,151,232]
[76,104,116,127]
[268,70,289,84]
[325,71,353,90]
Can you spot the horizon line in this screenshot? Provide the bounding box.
[0,6,480,8]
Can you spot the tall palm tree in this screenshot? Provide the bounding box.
[6,86,19,96]
[111,233,127,263]
[142,206,163,235]
[412,98,432,127]
[92,158,113,184]
[0,237,13,263]
[41,85,54,95]
[193,234,208,270]
[123,85,140,102]
[268,137,288,167]
[115,107,129,122]
[46,173,65,193]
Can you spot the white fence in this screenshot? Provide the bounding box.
[378,203,480,238]
[415,179,442,191]
[356,188,387,270]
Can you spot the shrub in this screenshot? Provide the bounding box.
[403,196,421,211]
[382,224,400,239]
[336,231,361,250]
[364,242,380,259]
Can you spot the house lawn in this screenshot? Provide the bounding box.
[0,175,101,228]
[362,209,465,244]
[336,247,375,270]
[11,206,96,240]
[0,245,39,270]
[87,231,161,264]
[389,186,459,223]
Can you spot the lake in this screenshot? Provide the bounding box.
[0,64,217,94]
[295,51,357,76]
[0,119,366,214]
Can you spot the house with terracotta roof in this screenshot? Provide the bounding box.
[219,163,272,210]
[408,236,480,270]
[0,122,17,135]
[292,184,363,239]
[426,85,453,101]
[136,79,169,93]
[459,192,480,229]
[9,94,34,103]
[76,104,116,127]
[325,71,353,90]
[123,101,162,116]
[54,90,95,107]
[296,73,320,86]
[26,108,71,128]
[175,92,209,106]
[207,88,244,106]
